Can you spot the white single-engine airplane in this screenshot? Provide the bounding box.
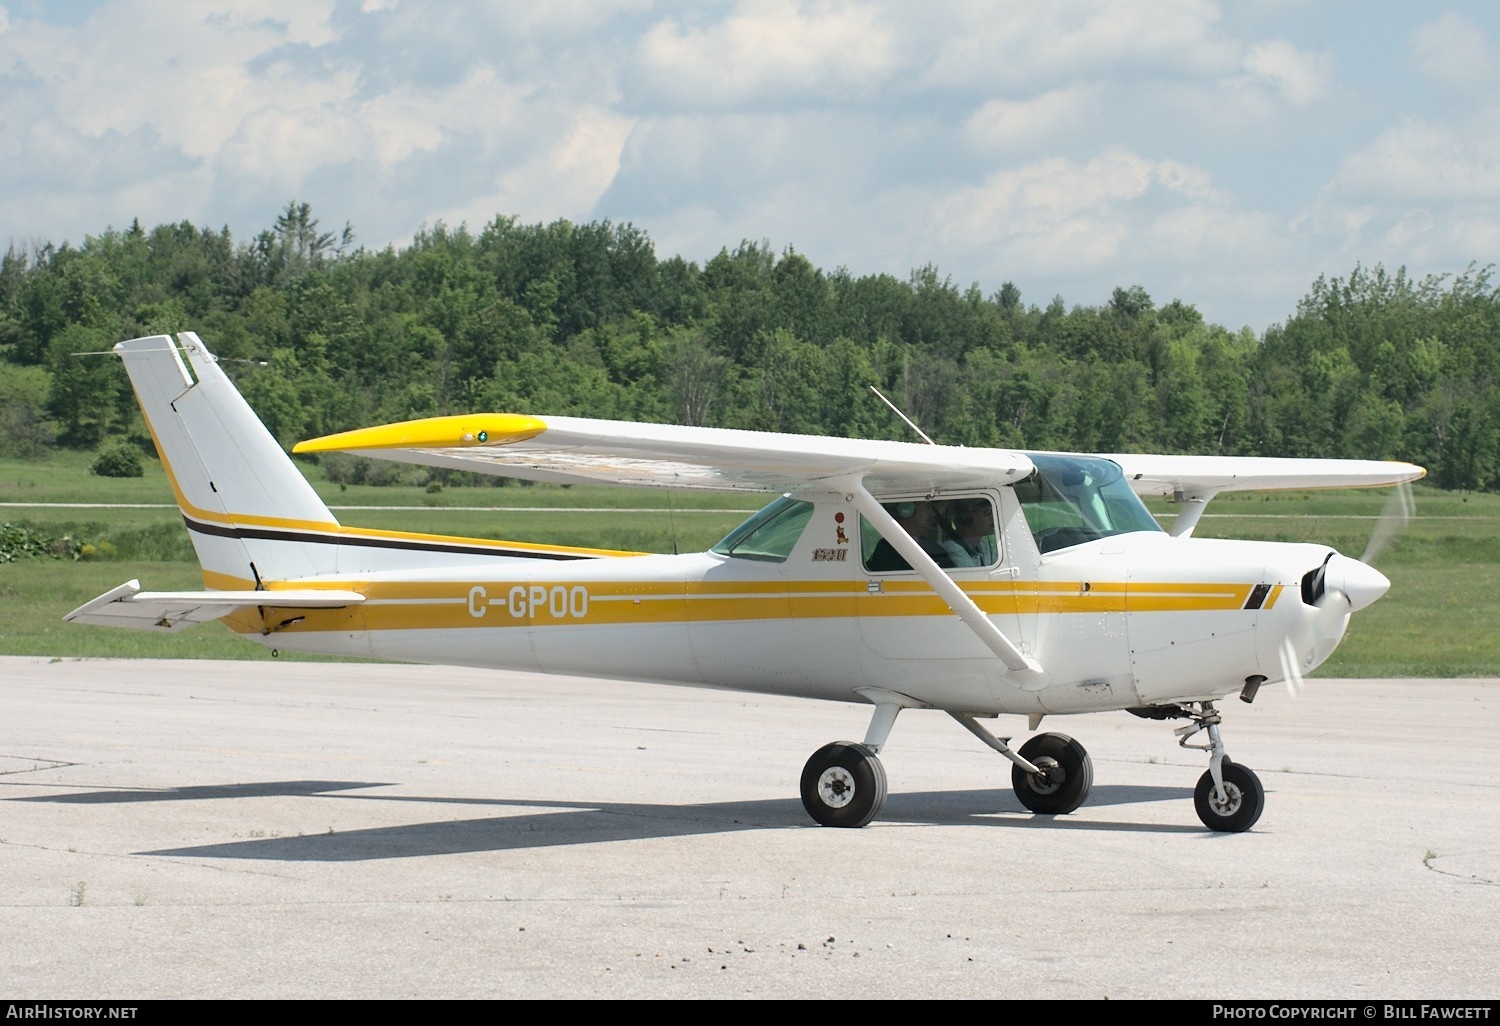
[68,333,1426,832]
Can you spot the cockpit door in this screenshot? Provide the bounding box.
[855,493,1023,662]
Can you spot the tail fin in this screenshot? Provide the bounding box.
[118,333,342,586]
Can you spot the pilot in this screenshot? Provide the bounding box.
[949,498,998,566]
[866,500,959,571]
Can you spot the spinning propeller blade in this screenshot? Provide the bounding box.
[1361,479,1415,566]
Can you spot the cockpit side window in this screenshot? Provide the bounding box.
[861,496,999,572]
[1014,454,1163,553]
[711,496,814,562]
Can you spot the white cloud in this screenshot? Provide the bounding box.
[630,1,900,107]
[917,0,1236,90]
[1413,11,1498,90]
[357,65,536,169]
[203,0,341,47]
[215,104,368,189]
[12,0,347,162]
[1331,117,1500,203]
[965,86,1099,153]
[935,147,1227,258]
[904,145,1306,320]
[1242,39,1330,107]
[425,106,634,234]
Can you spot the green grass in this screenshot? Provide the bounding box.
[1326,561,1500,676]
[1,449,759,510]
[5,450,1497,674]
[1,560,279,659]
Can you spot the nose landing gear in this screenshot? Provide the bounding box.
[1174,701,1265,832]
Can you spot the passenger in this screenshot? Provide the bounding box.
[866,501,959,571]
[949,498,998,566]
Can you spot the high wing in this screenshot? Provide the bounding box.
[1106,453,1426,536]
[64,580,365,633]
[1110,453,1426,498]
[295,413,1424,502]
[294,414,1035,495]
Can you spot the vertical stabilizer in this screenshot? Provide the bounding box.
[116,333,341,585]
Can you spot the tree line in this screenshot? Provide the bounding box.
[1,202,1495,490]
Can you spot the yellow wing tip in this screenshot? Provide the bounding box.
[294,414,547,454]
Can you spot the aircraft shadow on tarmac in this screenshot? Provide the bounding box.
[11,780,1203,859]
[8,780,382,803]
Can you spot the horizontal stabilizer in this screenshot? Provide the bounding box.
[64,580,365,633]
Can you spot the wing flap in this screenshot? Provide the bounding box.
[64,580,365,632]
[297,414,1034,494]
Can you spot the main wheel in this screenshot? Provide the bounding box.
[800,741,887,828]
[1011,732,1093,814]
[1194,760,1265,832]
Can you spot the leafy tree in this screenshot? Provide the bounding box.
[91,440,144,477]
[45,324,121,447]
[0,363,56,457]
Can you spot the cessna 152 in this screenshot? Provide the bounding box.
[68,333,1425,832]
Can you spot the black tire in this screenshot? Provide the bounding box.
[800,741,887,828]
[1011,732,1093,814]
[1194,761,1265,832]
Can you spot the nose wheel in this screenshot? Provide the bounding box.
[1193,759,1264,832]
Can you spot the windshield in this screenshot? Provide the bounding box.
[1014,454,1162,553]
[711,496,814,562]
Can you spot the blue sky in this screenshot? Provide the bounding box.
[1,1,1496,332]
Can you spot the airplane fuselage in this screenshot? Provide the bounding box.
[233,488,1346,718]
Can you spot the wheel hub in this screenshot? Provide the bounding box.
[817,767,856,808]
[1027,756,1063,795]
[1207,781,1243,816]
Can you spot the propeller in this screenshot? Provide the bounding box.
[1278,481,1412,698]
[1279,636,1307,698]
[1281,562,1359,698]
[1360,479,1415,565]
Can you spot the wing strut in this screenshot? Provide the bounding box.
[1167,489,1218,537]
[846,484,1044,680]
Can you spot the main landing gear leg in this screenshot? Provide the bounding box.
[800,697,909,828]
[951,713,1094,816]
[1175,701,1265,833]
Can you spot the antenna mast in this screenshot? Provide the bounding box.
[868,385,936,445]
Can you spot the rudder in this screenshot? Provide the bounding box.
[117,332,342,585]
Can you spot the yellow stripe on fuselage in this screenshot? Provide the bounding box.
[224,577,1283,636]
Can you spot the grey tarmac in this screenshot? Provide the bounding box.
[2,656,1497,1000]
